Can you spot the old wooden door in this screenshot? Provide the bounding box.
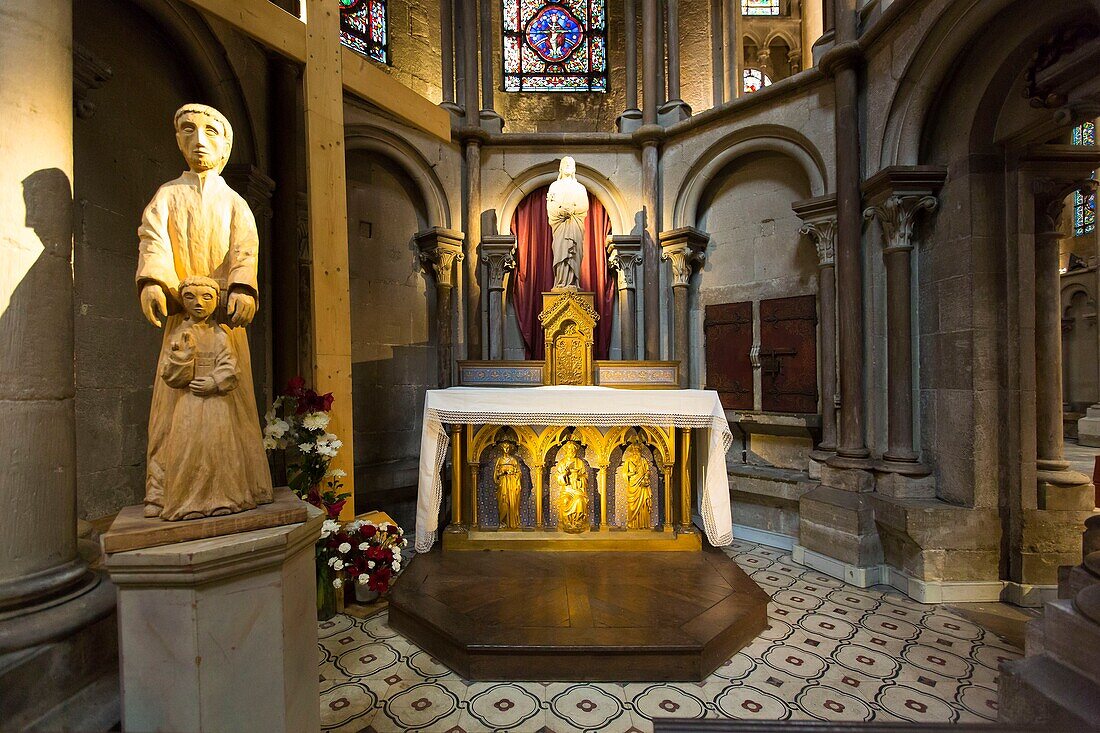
[759,295,818,413]
[704,302,754,409]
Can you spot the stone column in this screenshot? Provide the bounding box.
[709,0,724,105]
[607,235,643,359]
[461,128,488,359]
[642,0,659,125]
[481,235,517,360]
[660,228,708,387]
[862,167,946,496]
[659,0,690,123]
[793,195,838,477]
[819,25,868,470]
[440,0,461,117]
[801,0,823,70]
[756,48,774,85]
[462,0,479,122]
[416,228,466,387]
[1079,214,1100,445]
[1032,175,1095,509]
[478,0,503,132]
[0,0,115,724]
[618,0,643,131]
[724,0,742,99]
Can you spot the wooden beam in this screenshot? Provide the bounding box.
[303,0,356,519]
[177,0,307,62]
[341,47,452,142]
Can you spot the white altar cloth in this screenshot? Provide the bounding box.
[414,386,734,552]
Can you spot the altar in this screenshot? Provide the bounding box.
[414,385,735,553]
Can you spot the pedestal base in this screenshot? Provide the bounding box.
[389,545,768,681]
[658,99,691,125]
[616,108,643,133]
[1077,405,1100,447]
[105,502,323,733]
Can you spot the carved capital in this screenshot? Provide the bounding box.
[863,195,938,254]
[659,227,708,288]
[415,227,466,289]
[1032,176,1097,238]
[799,219,837,267]
[480,235,517,290]
[606,234,643,291]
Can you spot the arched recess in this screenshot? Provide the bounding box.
[345,124,452,229]
[764,28,800,50]
[128,0,260,167]
[878,0,1088,168]
[672,125,827,229]
[498,160,629,234]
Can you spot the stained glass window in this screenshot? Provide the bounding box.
[502,0,608,93]
[1073,121,1096,146]
[340,0,388,65]
[742,0,780,15]
[743,68,772,94]
[1072,123,1097,236]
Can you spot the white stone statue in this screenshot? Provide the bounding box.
[136,103,273,520]
[547,156,589,290]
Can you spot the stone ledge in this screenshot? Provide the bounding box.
[728,464,816,502]
[870,495,1001,550]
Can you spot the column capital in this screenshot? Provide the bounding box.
[862,166,947,254]
[793,194,838,267]
[415,227,466,288]
[480,234,517,290]
[1022,145,1100,233]
[659,227,708,287]
[606,234,643,290]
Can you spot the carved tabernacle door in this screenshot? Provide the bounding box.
[540,290,598,385]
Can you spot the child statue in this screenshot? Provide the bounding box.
[620,441,654,530]
[493,442,523,529]
[157,277,258,520]
[554,440,589,533]
[137,103,273,519]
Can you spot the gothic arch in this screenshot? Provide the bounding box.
[344,125,452,228]
[498,160,629,234]
[764,28,799,50]
[128,0,260,167]
[672,125,827,229]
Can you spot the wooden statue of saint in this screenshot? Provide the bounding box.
[135,103,273,520]
[547,156,589,290]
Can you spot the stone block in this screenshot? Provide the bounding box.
[999,655,1100,728]
[1039,599,1100,685]
[875,471,936,499]
[1077,406,1100,447]
[105,507,323,732]
[1038,481,1096,511]
[819,464,876,492]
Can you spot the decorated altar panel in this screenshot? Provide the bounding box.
[414,386,734,552]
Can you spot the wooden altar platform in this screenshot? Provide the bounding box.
[387,545,769,681]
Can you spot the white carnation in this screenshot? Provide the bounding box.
[338,542,351,554]
[367,561,376,569]
[332,577,343,589]
[332,559,344,571]
[302,411,330,431]
[357,573,369,585]
[393,561,401,572]
[358,542,368,551]
[327,556,338,567]
[321,519,341,537]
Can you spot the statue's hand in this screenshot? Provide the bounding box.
[188,376,217,396]
[227,289,256,327]
[140,283,168,328]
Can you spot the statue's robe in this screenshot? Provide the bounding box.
[136,171,273,515]
[494,453,523,529]
[547,178,589,289]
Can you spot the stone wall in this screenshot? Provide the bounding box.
[379,0,444,103]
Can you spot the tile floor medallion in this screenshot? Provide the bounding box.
[317,540,1022,732]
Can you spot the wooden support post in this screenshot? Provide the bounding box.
[303,0,355,518]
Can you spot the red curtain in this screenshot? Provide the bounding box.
[511,187,614,359]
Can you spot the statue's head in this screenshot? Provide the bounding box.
[501,441,515,455]
[558,156,576,180]
[560,440,579,460]
[174,104,233,174]
[179,275,221,321]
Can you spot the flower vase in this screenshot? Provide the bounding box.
[317,560,337,621]
[355,584,380,604]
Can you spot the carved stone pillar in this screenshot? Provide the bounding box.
[660,228,708,387]
[478,0,503,132]
[607,234,643,359]
[439,0,461,118]
[638,125,664,360]
[461,0,479,122]
[417,228,465,387]
[460,127,488,359]
[642,0,659,125]
[618,0,642,132]
[1030,171,1096,509]
[659,0,690,124]
[0,2,116,727]
[481,235,517,360]
[862,167,946,495]
[793,195,838,477]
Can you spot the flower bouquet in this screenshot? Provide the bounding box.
[319,517,407,604]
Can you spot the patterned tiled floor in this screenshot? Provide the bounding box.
[317,540,1022,732]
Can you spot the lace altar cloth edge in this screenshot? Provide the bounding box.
[414,386,735,552]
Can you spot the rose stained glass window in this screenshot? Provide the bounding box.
[743,68,772,94]
[502,0,608,93]
[742,0,780,15]
[1072,123,1097,236]
[340,0,388,65]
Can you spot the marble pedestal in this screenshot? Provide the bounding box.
[104,504,323,733]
